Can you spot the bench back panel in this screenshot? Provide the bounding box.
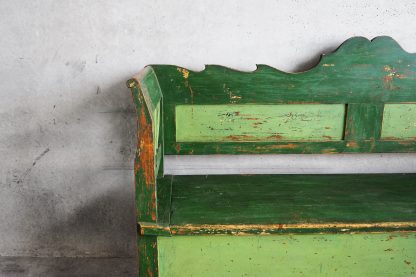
[152,37,416,154]
[150,37,416,155]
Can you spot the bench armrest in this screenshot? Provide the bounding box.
[127,66,163,224]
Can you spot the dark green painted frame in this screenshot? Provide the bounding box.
[128,36,416,277]
[154,37,416,155]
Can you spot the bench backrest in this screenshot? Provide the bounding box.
[127,36,416,223]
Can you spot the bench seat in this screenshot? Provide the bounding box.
[149,174,416,235]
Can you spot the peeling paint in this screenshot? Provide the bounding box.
[138,107,155,185]
[346,141,358,148]
[177,67,189,79]
[164,222,416,236]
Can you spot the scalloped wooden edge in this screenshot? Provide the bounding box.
[143,36,415,75]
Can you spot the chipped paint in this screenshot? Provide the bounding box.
[229,91,242,103]
[176,67,189,79]
[138,106,155,185]
[129,72,160,224]
[270,143,297,149]
[346,141,358,148]
[321,148,337,154]
[166,222,416,235]
[225,135,257,141]
[383,65,406,90]
[142,222,416,236]
[138,236,158,277]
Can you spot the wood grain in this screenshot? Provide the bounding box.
[166,174,416,227]
[382,104,416,139]
[175,104,345,142]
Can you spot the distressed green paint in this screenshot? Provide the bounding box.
[128,67,164,224]
[175,104,345,142]
[132,66,164,177]
[166,174,416,226]
[138,235,158,277]
[158,233,416,277]
[128,37,416,277]
[345,103,384,140]
[131,84,155,223]
[156,173,172,227]
[170,140,416,155]
[139,67,164,178]
[382,104,416,139]
[146,36,416,154]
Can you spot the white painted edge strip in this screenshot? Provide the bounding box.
[164,153,416,175]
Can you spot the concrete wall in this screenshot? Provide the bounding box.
[1,0,415,258]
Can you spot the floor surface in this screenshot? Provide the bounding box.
[0,257,136,277]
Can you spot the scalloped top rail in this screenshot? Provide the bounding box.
[128,36,416,157]
[152,36,415,74]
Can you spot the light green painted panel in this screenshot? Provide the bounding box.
[158,233,416,277]
[382,104,416,139]
[175,104,346,142]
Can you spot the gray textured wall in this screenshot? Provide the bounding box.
[1,0,416,258]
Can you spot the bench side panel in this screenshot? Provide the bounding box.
[128,67,163,224]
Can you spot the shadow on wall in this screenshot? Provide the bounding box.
[37,80,138,258]
[2,78,138,261]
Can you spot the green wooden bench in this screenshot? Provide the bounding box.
[127,36,416,277]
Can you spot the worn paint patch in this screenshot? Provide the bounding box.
[158,233,416,277]
[141,221,416,236]
[175,104,345,142]
[383,65,406,90]
[137,107,155,185]
[176,67,189,79]
[382,104,416,139]
[132,82,158,223]
[138,236,158,277]
[166,222,416,235]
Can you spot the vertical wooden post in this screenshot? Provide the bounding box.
[344,103,384,149]
[128,67,164,276]
[129,80,158,223]
[138,235,158,277]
